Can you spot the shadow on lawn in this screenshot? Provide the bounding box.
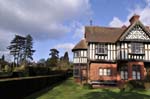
[83,89,150,99]
[25,80,66,99]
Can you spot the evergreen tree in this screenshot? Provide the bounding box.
[63,52,69,63]
[47,48,59,68]
[59,52,70,70]
[49,48,59,59]
[8,34,35,66]
[24,34,35,61]
[1,55,5,61]
[7,35,26,66]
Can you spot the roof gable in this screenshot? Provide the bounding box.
[119,21,150,41]
[72,39,87,51]
[85,26,125,43]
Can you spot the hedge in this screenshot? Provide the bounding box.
[0,73,68,99]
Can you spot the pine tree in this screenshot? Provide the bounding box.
[24,34,35,61]
[47,48,59,68]
[63,52,69,64]
[7,35,26,66]
[8,34,35,66]
[1,55,5,61]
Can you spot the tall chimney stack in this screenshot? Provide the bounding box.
[129,14,140,24]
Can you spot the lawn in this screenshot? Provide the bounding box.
[26,78,150,99]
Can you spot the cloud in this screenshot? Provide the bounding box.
[0,0,91,41]
[109,17,124,27]
[145,0,150,6]
[54,43,75,60]
[0,0,91,60]
[71,21,85,39]
[109,0,150,27]
[54,43,75,52]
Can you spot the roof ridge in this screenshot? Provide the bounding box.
[85,26,124,29]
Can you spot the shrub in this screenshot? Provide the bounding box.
[83,83,93,89]
[143,68,150,90]
[145,68,150,82]
[129,80,144,89]
[120,82,133,92]
[4,65,11,72]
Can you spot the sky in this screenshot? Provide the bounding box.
[0,0,150,62]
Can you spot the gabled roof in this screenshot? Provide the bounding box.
[119,20,150,41]
[72,39,87,51]
[72,15,150,51]
[85,26,126,43]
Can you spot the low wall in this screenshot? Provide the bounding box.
[0,74,67,99]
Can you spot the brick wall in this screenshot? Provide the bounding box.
[89,63,117,81]
[128,61,146,80]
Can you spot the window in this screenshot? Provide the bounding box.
[96,44,107,54]
[74,51,87,57]
[120,66,128,80]
[131,43,143,54]
[74,51,80,57]
[74,69,80,77]
[99,68,111,76]
[132,65,141,80]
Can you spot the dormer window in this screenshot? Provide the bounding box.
[130,43,144,54]
[96,44,107,55]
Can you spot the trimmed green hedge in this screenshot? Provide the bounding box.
[0,73,68,99]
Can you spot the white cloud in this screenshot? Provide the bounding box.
[54,43,75,52]
[109,17,124,27]
[54,43,75,60]
[145,0,150,7]
[109,0,150,27]
[71,21,85,39]
[0,0,91,40]
[0,0,91,60]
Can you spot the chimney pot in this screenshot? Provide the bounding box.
[122,25,127,28]
[129,14,140,24]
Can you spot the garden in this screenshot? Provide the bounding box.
[26,77,150,99]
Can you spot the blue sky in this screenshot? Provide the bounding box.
[0,0,150,62]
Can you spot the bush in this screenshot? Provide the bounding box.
[120,80,145,92]
[145,68,150,82]
[120,82,133,92]
[4,65,11,72]
[83,83,93,89]
[129,80,144,89]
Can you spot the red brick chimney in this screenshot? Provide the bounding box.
[122,25,127,28]
[129,14,140,24]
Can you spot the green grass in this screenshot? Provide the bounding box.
[26,78,150,99]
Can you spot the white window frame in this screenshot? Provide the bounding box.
[99,68,111,76]
[131,43,144,54]
[132,65,141,80]
[96,44,107,54]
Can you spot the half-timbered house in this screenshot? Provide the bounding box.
[72,15,150,86]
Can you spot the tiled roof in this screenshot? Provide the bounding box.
[72,15,150,50]
[85,26,126,43]
[72,39,87,51]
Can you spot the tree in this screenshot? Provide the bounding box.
[23,34,35,62]
[46,48,59,69]
[59,51,70,70]
[7,34,35,66]
[1,55,5,61]
[49,48,59,59]
[37,58,46,67]
[63,52,69,64]
[7,35,26,66]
